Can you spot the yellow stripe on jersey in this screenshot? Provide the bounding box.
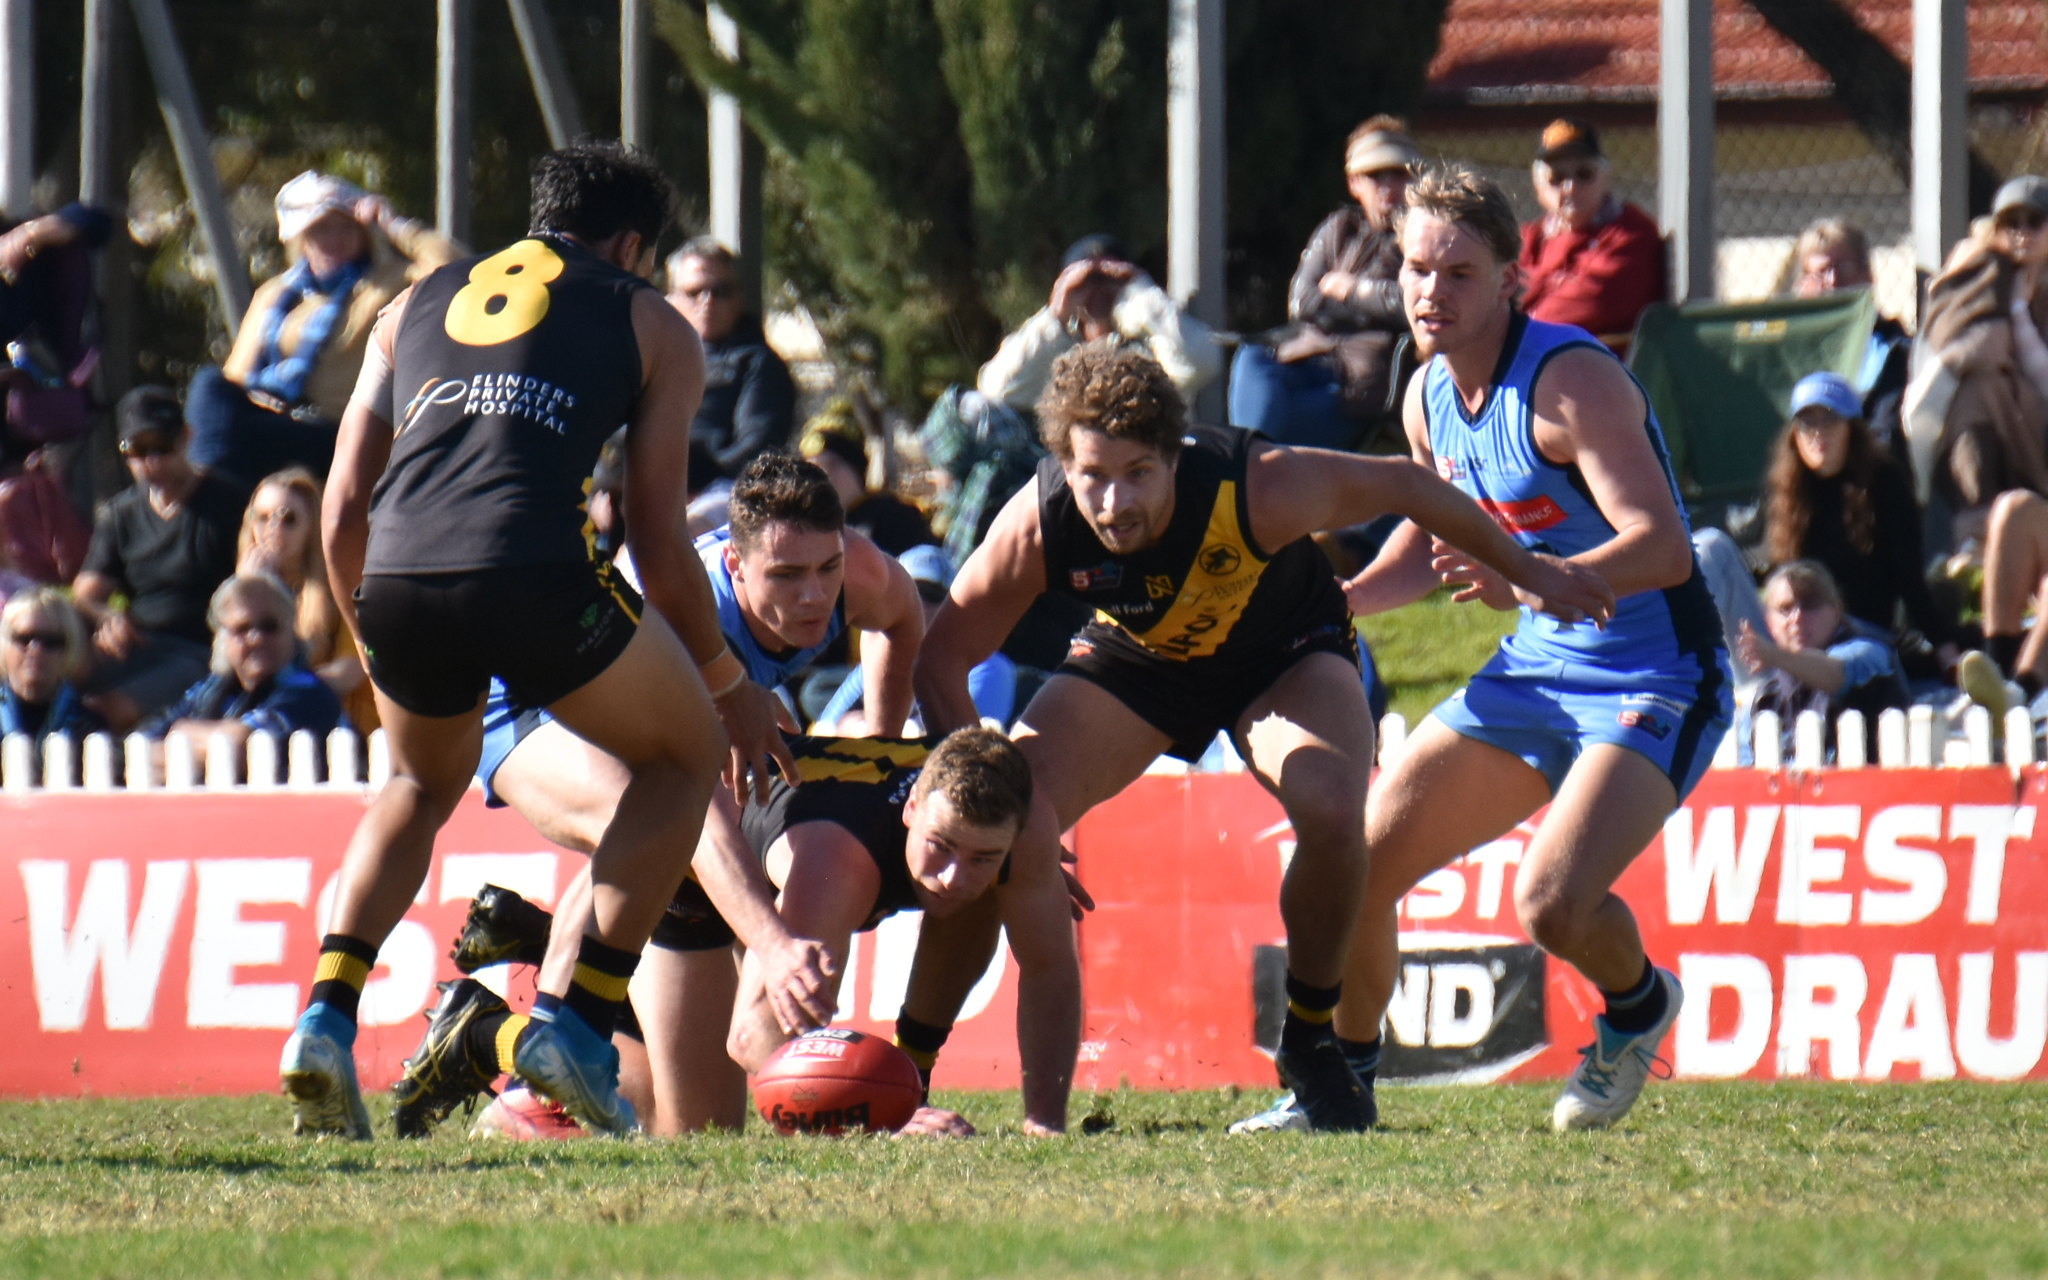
[1126,479,1269,661]
[791,736,931,785]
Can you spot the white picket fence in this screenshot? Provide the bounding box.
[0,706,2038,793]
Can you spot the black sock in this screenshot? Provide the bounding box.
[1988,634,2025,679]
[1601,960,1667,1034]
[307,933,379,1025]
[2024,673,2044,701]
[1279,973,1342,1055]
[562,935,639,1039]
[895,1013,953,1096]
[1337,1035,1381,1086]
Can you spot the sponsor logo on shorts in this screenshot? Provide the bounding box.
[1618,708,1672,740]
[1623,692,1689,716]
[1478,495,1566,534]
[1069,563,1123,592]
[1199,544,1242,576]
[1068,637,1095,658]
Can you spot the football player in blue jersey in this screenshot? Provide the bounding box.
[1240,164,1730,1134]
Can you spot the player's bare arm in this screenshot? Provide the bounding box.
[323,293,409,643]
[911,479,1049,734]
[625,288,796,799]
[1342,376,1462,616]
[726,822,878,1071]
[1245,412,1614,625]
[690,785,838,1037]
[838,532,925,735]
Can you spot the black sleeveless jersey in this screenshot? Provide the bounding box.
[1037,424,1348,663]
[364,235,653,574]
[740,736,930,931]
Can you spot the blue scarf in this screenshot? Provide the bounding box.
[245,256,367,406]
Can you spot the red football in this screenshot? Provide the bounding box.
[752,1028,924,1136]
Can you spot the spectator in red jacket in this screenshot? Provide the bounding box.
[1517,118,1666,355]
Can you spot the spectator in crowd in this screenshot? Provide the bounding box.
[185,172,458,484]
[143,572,346,782]
[1695,372,1958,686]
[1518,118,1666,354]
[235,466,374,733]
[1738,561,1909,763]
[0,588,104,772]
[73,386,250,731]
[800,402,937,557]
[977,234,1221,414]
[1788,218,1912,442]
[1230,115,1421,450]
[1,201,112,465]
[1764,373,1959,672]
[667,237,796,482]
[1905,175,2048,535]
[815,543,1016,734]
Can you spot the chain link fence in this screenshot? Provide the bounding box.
[1414,110,2048,332]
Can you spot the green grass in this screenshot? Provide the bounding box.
[7,1084,2047,1278]
[1359,589,1519,725]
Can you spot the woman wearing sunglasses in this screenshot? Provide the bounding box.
[0,587,104,779]
[140,571,346,783]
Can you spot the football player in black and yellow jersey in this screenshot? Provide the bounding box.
[281,143,792,1141]
[910,342,1613,1133]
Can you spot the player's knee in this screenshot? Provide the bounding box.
[726,1020,774,1075]
[1991,487,2044,532]
[1283,790,1367,860]
[1514,883,1586,955]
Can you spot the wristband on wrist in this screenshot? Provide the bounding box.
[699,646,746,698]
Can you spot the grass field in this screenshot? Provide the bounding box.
[1358,589,1519,725]
[8,1083,2047,1279]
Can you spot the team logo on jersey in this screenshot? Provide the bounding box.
[400,377,468,433]
[1436,456,1467,482]
[1617,709,1672,740]
[1145,574,1177,600]
[1069,563,1123,592]
[1478,496,1566,534]
[1199,544,1242,576]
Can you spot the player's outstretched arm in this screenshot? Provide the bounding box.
[726,824,875,1071]
[1528,346,1696,598]
[625,290,795,799]
[692,785,837,1037]
[1249,441,1614,625]
[841,531,925,736]
[912,481,1049,734]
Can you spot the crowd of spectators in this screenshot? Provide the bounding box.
[11,122,2048,781]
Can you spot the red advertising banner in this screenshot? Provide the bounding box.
[0,792,1019,1097]
[4,768,2044,1098]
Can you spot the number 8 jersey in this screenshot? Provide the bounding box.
[364,235,655,575]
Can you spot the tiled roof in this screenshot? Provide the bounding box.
[1426,0,2048,103]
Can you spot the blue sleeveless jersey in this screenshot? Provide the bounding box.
[1423,313,1721,676]
[695,525,848,687]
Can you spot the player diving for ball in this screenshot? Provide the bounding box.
[280,142,792,1140]
[389,452,926,1137]
[403,728,1030,1139]
[1233,164,1731,1135]
[906,340,1615,1133]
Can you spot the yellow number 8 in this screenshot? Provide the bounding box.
[443,239,564,346]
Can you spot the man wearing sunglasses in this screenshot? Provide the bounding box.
[1517,118,1666,356]
[72,385,251,730]
[666,238,795,484]
[142,571,344,782]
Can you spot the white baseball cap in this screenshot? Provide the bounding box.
[274,170,367,242]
